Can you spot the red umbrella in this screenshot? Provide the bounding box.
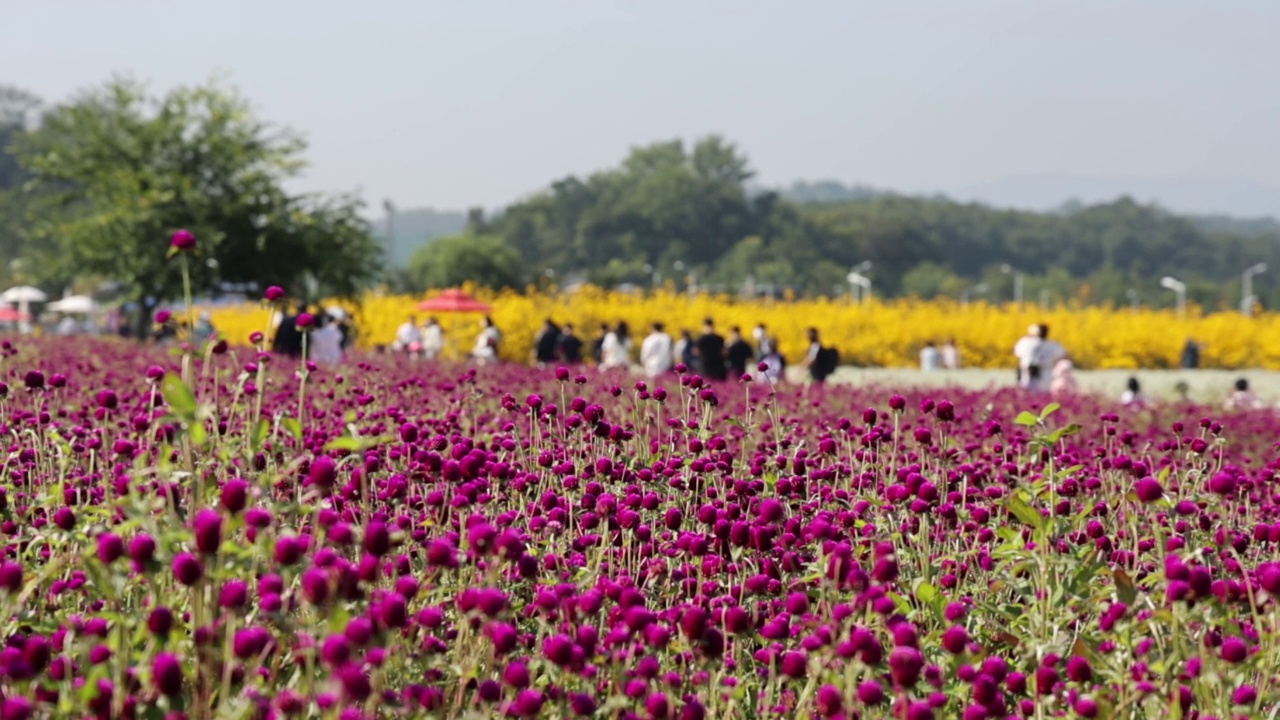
[0,307,32,323]
[416,289,493,314]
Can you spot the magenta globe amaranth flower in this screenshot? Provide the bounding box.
[152,652,183,696]
[296,313,315,330]
[1134,477,1164,503]
[193,509,223,555]
[96,533,125,564]
[0,562,22,593]
[170,228,196,250]
[264,286,286,302]
[172,553,204,586]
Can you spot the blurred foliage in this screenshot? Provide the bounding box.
[4,79,381,333]
[203,285,1280,371]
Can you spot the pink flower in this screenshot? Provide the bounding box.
[170,229,196,251]
[296,313,315,329]
[264,286,285,302]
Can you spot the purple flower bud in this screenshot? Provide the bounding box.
[192,509,222,555]
[96,534,125,564]
[170,229,197,250]
[172,553,204,586]
[152,652,183,696]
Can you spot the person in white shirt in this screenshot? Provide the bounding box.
[1120,377,1143,406]
[942,339,960,370]
[919,341,941,372]
[1014,324,1065,392]
[310,313,345,366]
[753,324,774,359]
[472,316,501,365]
[1226,378,1263,411]
[395,315,423,356]
[599,321,633,370]
[639,322,673,378]
[421,317,445,360]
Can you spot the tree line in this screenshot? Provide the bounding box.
[0,79,381,336]
[6,77,1280,320]
[403,140,1280,313]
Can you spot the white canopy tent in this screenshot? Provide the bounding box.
[0,286,47,333]
[47,295,97,314]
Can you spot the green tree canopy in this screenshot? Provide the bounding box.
[406,234,522,291]
[13,78,381,332]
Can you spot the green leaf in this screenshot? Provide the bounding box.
[1114,568,1137,605]
[1014,411,1039,428]
[282,418,303,442]
[161,374,197,421]
[1039,402,1061,421]
[325,436,364,452]
[1005,492,1044,531]
[251,419,270,451]
[190,422,209,447]
[914,580,937,604]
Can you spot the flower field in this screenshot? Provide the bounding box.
[1,333,1279,719]
[204,287,1280,370]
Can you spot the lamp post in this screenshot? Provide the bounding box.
[1160,276,1187,319]
[1000,264,1024,307]
[847,262,872,303]
[1242,262,1267,317]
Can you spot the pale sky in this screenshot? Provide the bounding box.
[4,0,1278,214]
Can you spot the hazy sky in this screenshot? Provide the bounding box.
[4,0,1278,213]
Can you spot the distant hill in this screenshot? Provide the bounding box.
[776,180,890,204]
[958,174,1280,220]
[377,208,468,267]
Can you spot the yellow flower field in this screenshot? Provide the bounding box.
[202,286,1280,370]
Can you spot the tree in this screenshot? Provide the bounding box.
[13,78,381,335]
[407,234,522,291]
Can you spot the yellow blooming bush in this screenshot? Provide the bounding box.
[202,286,1280,370]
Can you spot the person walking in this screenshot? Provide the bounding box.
[394,315,423,358]
[472,316,501,365]
[803,327,837,385]
[753,323,774,360]
[310,313,345,366]
[1014,323,1065,392]
[942,338,960,370]
[726,326,754,379]
[533,319,561,368]
[640,322,674,378]
[421,317,445,360]
[557,324,584,365]
[1181,339,1201,370]
[673,330,696,370]
[919,341,941,372]
[695,319,727,381]
[1121,377,1143,406]
[600,321,633,370]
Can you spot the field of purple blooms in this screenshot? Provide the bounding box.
[0,334,1277,720]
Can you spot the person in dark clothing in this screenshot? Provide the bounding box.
[533,319,561,367]
[272,304,303,358]
[590,324,608,365]
[726,326,754,378]
[1181,338,1200,369]
[557,323,584,364]
[695,318,727,381]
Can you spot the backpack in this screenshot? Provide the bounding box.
[814,346,839,379]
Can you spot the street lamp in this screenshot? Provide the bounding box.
[1242,262,1267,316]
[1000,264,1024,306]
[1160,276,1187,318]
[847,262,872,304]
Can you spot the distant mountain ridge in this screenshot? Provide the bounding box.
[958,174,1280,220]
[379,176,1280,268]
